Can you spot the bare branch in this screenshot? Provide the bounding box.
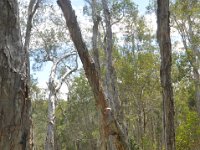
[49,52,77,81]
[55,53,78,91]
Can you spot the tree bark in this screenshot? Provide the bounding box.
[0,0,32,149]
[101,1,127,149]
[157,0,175,150]
[57,0,129,149]
[91,0,101,74]
[45,92,56,150]
[101,0,121,120]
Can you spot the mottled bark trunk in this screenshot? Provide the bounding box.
[101,0,117,149]
[57,0,129,149]
[0,0,32,149]
[45,91,56,150]
[91,2,103,148]
[157,0,175,150]
[101,1,126,149]
[101,0,121,116]
[91,0,101,74]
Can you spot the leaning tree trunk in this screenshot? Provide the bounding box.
[157,0,176,150]
[57,0,129,149]
[0,0,32,149]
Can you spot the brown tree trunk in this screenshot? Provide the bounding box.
[0,0,32,149]
[101,0,126,149]
[157,0,176,150]
[57,0,129,149]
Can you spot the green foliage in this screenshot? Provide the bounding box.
[32,100,48,149]
[29,1,200,149]
[129,137,140,150]
[176,111,200,150]
[174,65,200,150]
[173,53,192,82]
[55,73,99,150]
[114,45,162,149]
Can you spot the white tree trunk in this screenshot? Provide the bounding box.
[44,53,77,150]
[45,92,56,150]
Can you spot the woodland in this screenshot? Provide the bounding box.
[0,0,200,150]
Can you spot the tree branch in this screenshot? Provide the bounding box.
[57,0,129,149]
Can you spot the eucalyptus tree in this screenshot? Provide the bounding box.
[157,0,175,149]
[44,49,77,150]
[30,4,78,149]
[71,0,161,149]
[57,0,130,149]
[100,0,129,149]
[0,0,40,149]
[171,0,200,115]
[83,0,142,148]
[114,5,163,149]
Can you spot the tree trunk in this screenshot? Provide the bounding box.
[44,52,77,150]
[0,0,32,149]
[157,0,176,150]
[45,91,56,150]
[91,0,101,74]
[101,0,126,149]
[101,0,122,121]
[57,0,129,149]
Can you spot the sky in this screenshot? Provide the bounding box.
[31,0,152,95]
[71,0,149,13]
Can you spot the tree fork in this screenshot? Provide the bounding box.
[57,0,129,149]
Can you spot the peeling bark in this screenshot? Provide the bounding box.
[57,0,129,149]
[157,0,175,150]
[0,0,32,149]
